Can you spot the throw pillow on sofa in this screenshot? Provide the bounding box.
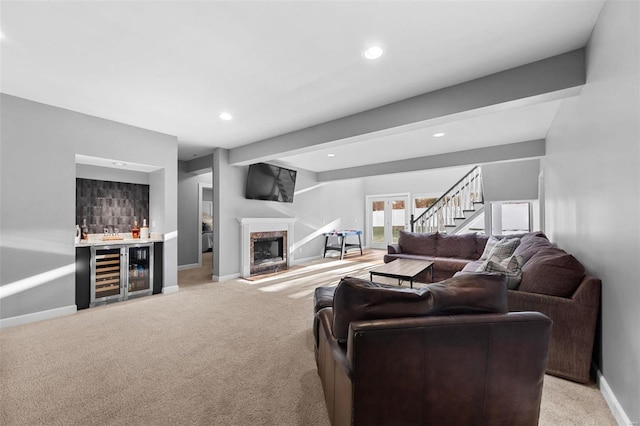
[476,254,523,289]
[519,248,586,298]
[484,237,520,260]
[479,236,504,260]
[331,274,508,342]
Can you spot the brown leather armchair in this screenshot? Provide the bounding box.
[314,275,552,426]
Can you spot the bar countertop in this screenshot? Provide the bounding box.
[75,233,164,247]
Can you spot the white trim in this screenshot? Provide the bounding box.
[365,193,410,250]
[238,217,298,225]
[198,182,213,268]
[0,305,77,329]
[237,218,297,278]
[212,273,241,282]
[162,285,179,295]
[178,263,200,271]
[595,365,635,426]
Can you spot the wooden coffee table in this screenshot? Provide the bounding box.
[369,258,434,289]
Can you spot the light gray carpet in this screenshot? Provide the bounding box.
[0,254,616,425]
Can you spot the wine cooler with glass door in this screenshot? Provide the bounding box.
[90,243,154,307]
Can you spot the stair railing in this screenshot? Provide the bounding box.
[410,166,484,234]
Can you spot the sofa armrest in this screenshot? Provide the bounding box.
[387,243,401,254]
[317,308,352,378]
[507,276,601,383]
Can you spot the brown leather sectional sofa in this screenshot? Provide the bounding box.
[314,275,552,426]
[385,230,601,383]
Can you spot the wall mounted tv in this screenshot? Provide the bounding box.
[245,163,297,203]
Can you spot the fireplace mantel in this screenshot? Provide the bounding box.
[238,218,297,278]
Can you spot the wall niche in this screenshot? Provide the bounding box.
[76,178,149,234]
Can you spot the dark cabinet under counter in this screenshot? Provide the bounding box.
[75,242,163,310]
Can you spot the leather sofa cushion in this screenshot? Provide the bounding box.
[436,233,477,258]
[332,274,508,342]
[398,230,437,256]
[519,248,585,298]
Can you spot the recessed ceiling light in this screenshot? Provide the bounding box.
[327,153,336,157]
[363,46,384,60]
[432,132,446,138]
[219,112,233,121]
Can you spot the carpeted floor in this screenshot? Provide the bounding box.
[0,251,617,425]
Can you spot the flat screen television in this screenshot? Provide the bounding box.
[245,163,297,203]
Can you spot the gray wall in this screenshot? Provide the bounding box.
[212,148,364,280]
[0,94,178,323]
[362,166,468,197]
[544,1,639,423]
[177,161,212,267]
[482,159,540,202]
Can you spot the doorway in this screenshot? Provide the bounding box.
[198,182,213,268]
[366,194,410,249]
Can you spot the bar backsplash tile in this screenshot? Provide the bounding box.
[76,178,150,234]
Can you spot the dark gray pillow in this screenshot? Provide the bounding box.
[331,274,508,342]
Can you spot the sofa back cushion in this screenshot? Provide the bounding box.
[513,235,553,264]
[398,230,437,256]
[436,233,477,258]
[519,248,586,298]
[331,274,508,342]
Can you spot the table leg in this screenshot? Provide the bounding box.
[323,235,329,258]
[358,234,363,256]
[340,236,346,260]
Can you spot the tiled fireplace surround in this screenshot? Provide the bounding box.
[239,218,296,278]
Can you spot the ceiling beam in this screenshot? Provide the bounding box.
[317,139,546,181]
[229,49,584,166]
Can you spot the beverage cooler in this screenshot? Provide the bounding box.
[90,244,154,307]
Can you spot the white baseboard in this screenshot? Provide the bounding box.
[213,273,241,282]
[162,285,180,295]
[595,364,636,425]
[0,305,77,329]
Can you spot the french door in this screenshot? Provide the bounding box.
[366,195,410,249]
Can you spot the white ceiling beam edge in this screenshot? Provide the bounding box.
[317,139,546,182]
[229,49,584,167]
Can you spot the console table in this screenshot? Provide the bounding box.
[323,230,363,260]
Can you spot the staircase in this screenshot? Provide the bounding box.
[410,166,485,234]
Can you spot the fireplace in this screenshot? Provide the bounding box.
[250,231,287,275]
[239,218,297,278]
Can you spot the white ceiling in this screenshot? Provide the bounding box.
[0,1,604,172]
